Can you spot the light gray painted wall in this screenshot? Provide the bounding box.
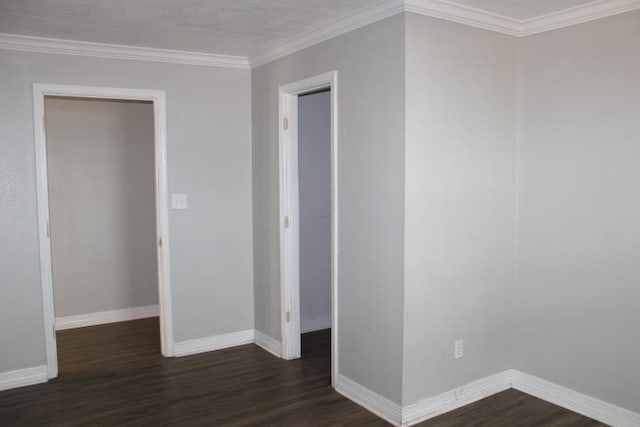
[298,91,332,333]
[252,14,406,403]
[515,11,640,413]
[0,50,253,373]
[403,13,518,405]
[45,98,158,317]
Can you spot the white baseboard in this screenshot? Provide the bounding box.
[511,370,640,427]
[55,305,159,330]
[4,344,636,427]
[174,329,254,357]
[174,328,283,359]
[335,374,403,426]
[301,314,332,333]
[254,330,282,358]
[402,371,512,426]
[0,366,48,392]
[335,369,639,427]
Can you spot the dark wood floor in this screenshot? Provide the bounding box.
[0,318,603,426]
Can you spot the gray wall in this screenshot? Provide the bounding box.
[3,9,637,414]
[46,98,158,317]
[252,14,406,403]
[515,11,640,413]
[402,13,518,405]
[298,91,332,333]
[0,50,253,374]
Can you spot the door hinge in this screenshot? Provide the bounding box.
[46,221,50,238]
[286,311,291,323]
[159,237,163,248]
[283,117,289,130]
[284,216,290,228]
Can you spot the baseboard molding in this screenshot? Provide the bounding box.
[0,366,48,392]
[174,329,254,357]
[402,371,512,426]
[335,374,403,426]
[174,328,284,359]
[55,305,159,330]
[511,370,640,427]
[254,330,282,358]
[301,314,331,333]
[4,344,635,427]
[335,369,639,427]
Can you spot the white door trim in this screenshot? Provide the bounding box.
[278,71,338,387]
[33,83,175,379]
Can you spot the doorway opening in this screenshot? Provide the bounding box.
[278,72,338,386]
[33,85,174,380]
[298,88,332,360]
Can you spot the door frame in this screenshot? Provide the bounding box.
[33,83,175,379]
[278,71,338,386]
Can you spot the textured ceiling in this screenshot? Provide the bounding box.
[0,0,608,58]
[450,0,597,21]
[0,0,380,57]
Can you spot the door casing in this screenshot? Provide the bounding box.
[278,71,338,387]
[33,83,175,379]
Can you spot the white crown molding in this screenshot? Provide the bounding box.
[405,0,640,37]
[1,0,638,70]
[55,305,159,330]
[251,0,640,67]
[404,0,522,36]
[0,33,250,69]
[519,0,640,36]
[250,0,405,68]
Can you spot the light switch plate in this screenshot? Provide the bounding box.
[171,193,188,210]
[454,339,464,359]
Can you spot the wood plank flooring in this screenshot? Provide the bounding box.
[0,318,604,426]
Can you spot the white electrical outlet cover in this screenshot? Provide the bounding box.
[171,193,188,210]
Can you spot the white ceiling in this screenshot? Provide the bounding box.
[0,0,615,59]
[0,0,380,58]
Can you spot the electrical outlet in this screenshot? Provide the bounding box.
[454,339,464,359]
[171,193,188,210]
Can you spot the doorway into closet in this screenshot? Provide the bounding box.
[298,88,332,361]
[278,71,338,386]
[34,85,174,380]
